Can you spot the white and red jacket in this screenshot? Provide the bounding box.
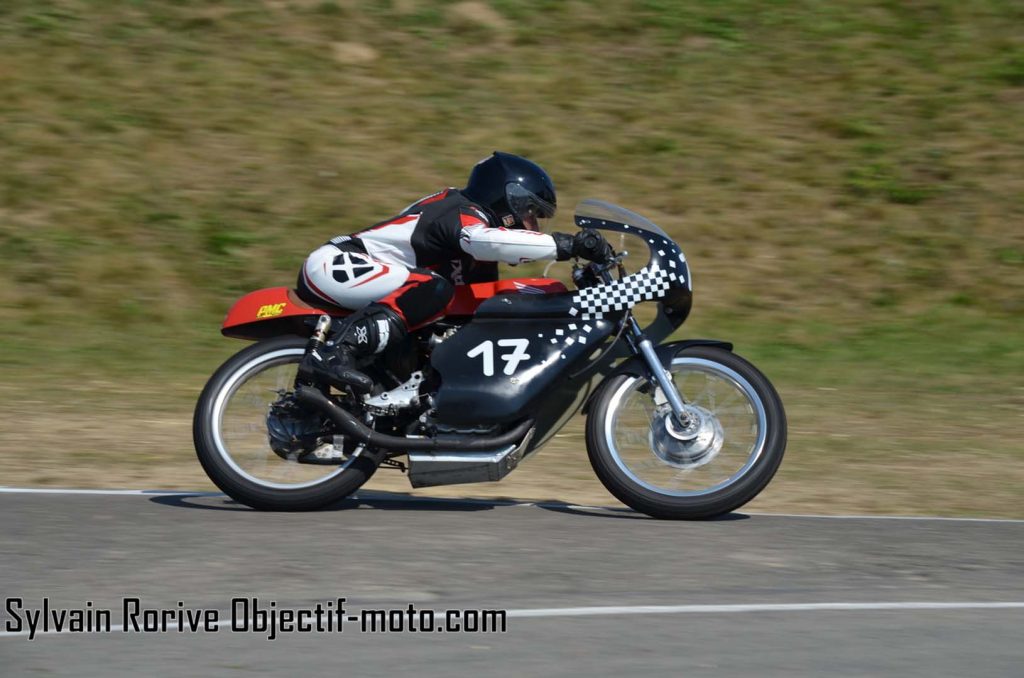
[336,188,559,285]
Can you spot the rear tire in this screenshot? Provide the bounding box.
[193,336,385,511]
[586,346,786,519]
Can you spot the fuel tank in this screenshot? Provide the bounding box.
[430,292,616,426]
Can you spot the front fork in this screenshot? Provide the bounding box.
[590,263,691,428]
[623,315,691,428]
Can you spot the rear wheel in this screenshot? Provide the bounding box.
[586,346,786,519]
[193,336,384,510]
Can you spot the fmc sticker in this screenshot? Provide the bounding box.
[256,302,287,318]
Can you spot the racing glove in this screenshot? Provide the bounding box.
[553,229,613,263]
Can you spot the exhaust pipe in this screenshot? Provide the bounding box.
[294,385,533,452]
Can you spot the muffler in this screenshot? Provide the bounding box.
[407,425,535,488]
[406,445,515,488]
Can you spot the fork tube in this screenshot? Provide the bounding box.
[627,316,689,423]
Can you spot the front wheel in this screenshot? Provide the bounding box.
[586,346,786,519]
[193,336,385,511]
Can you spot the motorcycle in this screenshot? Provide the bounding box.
[193,200,786,519]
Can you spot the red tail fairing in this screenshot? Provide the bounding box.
[221,287,346,340]
[221,278,568,340]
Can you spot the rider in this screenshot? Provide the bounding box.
[296,151,613,391]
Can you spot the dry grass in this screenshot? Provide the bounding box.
[1,376,1020,518]
[1,1,1022,515]
[3,0,1022,327]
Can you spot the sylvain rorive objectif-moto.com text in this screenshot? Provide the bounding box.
[3,597,507,640]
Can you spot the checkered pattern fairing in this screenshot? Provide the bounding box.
[570,265,682,321]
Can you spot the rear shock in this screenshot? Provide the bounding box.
[294,314,332,389]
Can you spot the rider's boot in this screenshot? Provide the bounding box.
[297,304,407,393]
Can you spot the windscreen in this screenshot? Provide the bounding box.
[573,199,670,239]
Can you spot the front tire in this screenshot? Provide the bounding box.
[586,346,786,519]
[193,336,384,511]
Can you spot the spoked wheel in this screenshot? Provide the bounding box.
[586,346,786,519]
[193,336,384,511]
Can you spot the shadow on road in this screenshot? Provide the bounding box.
[148,494,250,511]
[537,504,750,522]
[149,490,501,513]
[148,490,751,522]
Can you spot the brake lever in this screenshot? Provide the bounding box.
[572,250,629,289]
[588,250,628,278]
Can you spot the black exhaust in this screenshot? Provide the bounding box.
[294,385,533,452]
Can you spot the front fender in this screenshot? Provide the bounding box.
[581,339,733,414]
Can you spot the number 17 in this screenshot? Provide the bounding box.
[466,339,532,377]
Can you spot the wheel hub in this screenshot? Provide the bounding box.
[648,403,724,469]
[266,392,325,459]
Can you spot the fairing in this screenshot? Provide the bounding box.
[574,199,692,336]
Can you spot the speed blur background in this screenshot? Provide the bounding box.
[1,0,1021,516]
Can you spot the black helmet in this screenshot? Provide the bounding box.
[463,151,557,231]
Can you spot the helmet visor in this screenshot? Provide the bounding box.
[505,183,557,225]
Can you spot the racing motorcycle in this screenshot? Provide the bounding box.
[193,200,786,519]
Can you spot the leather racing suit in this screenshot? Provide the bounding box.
[297,187,562,339]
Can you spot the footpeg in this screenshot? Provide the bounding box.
[363,371,424,415]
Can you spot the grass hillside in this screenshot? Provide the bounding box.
[1,1,1022,514]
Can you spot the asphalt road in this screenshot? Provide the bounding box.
[2,489,1022,677]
